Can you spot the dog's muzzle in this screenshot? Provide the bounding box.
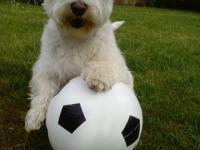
[70,1,87,29]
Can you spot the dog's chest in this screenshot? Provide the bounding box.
[53,43,90,78]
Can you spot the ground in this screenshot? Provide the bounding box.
[0,1,200,149]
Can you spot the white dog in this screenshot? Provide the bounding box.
[25,0,133,133]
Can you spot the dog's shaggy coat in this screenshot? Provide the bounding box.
[25,0,133,132]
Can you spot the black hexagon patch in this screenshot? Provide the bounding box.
[58,103,86,134]
[122,115,140,147]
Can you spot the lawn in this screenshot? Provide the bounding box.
[0,1,200,149]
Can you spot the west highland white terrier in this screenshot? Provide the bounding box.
[25,0,133,132]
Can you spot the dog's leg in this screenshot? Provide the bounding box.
[82,61,114,91]
[25,72,59,132]
[82,58,132,92]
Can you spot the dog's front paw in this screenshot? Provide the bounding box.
[82,72,114,92]
[86,78,111,92]
[25,108,46,133]
[82,66,116,92]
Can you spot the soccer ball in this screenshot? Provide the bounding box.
[46,77,143,150]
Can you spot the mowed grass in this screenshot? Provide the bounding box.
[0,1,200,149]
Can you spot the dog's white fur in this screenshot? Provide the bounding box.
[25,0,133,132]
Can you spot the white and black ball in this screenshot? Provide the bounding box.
[46,77,143,150]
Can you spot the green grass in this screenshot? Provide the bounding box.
[0,1,200,149]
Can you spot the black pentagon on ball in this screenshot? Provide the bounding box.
[122,115,140,147]
[58,103,86,134]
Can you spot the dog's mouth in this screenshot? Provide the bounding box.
[70,18,86,29]
[61,14,95,33]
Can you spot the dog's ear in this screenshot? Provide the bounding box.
[112,21,125,31]
[43,0,54,16]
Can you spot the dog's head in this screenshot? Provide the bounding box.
[44,0,113,38]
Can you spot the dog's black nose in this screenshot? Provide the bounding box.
[71,1,87,16]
